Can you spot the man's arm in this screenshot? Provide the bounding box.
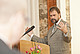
[31,35,48,45]
[56,21,72,43]
[25,27,48,44]
[62,24,72,43]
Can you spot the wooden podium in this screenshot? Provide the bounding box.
[20,40,50,54]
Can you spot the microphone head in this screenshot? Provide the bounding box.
[22,25,35,36]
[31,25,35,29]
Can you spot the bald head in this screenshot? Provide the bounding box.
[0,0,27,24]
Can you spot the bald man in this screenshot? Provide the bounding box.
[0,0,27,54]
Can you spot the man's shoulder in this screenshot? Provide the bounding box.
[0,39,12,54]
[48,25,54,32]
[0,39,21,54]
[61,19,67,23]
[61,19,70,27]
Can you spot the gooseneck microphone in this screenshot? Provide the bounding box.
[22,25,35,36]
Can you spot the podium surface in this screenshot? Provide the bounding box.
[20,40,50,54]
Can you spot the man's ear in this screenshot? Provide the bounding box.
[8,12,25,45]
[59,13,61,18]
[9,12,25,36]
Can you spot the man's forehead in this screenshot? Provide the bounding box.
[50,10,57,13]
[50,10,57,15]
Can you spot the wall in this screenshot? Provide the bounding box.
[70,0,80,54]
[66,0,70,25]
[66,0,71,54]
[39,0,48,38]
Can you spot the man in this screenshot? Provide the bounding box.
[27,7,72,54]
[0,0,27,54]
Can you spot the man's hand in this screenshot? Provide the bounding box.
[25,27,33,37]
[56,22,68,34]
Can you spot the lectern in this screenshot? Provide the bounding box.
[20,40,50,54]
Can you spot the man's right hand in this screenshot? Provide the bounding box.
[25,27,33,37]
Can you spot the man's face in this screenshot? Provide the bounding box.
[50,10,60,24]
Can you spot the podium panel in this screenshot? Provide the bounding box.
[20,40,50,54]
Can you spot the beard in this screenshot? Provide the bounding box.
[51,18,58,24]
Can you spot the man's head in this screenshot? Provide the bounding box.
[49,7,61,24]
[10,12,26,46]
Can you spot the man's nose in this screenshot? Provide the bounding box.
[51,17,54,19]
[52,16,55,18]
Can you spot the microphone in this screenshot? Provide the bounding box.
[22,25,35,36]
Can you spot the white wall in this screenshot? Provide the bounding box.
[70,0,80,54]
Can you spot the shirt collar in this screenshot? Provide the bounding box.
[56,18,62,25]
